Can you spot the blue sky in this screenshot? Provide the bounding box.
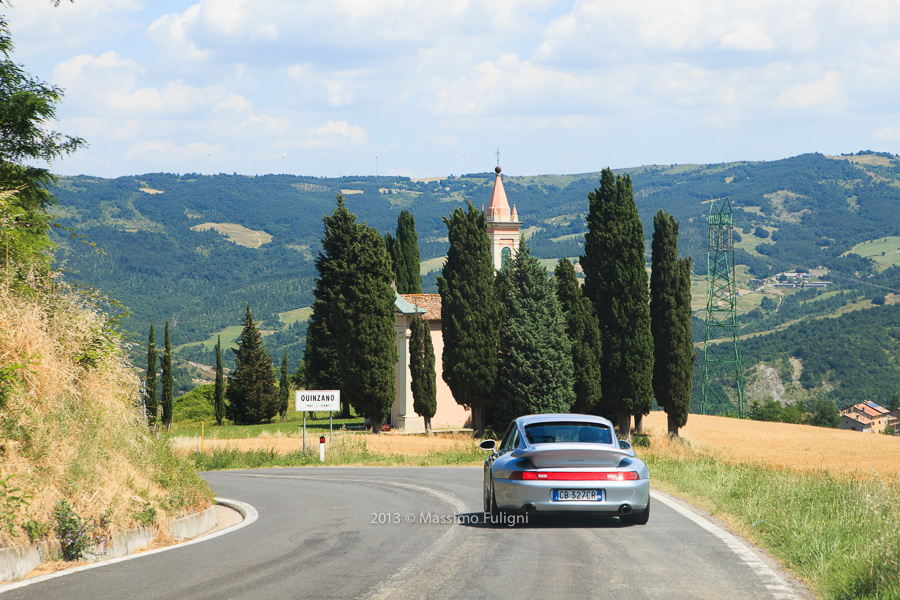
[6,0,900,178]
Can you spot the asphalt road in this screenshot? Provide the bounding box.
[2,467,813,600]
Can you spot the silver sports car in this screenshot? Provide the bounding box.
[480,413,650,525]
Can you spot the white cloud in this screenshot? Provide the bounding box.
[304,120,369,149]
[147,5,211,65]
[776,70,843,111]
[126,140,227,161]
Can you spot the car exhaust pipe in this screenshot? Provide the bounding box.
[522,503,536,514]
[620,504,632,515]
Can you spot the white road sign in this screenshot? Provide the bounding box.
[296,390,340,412]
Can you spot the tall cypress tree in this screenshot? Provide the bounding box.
[554,259,603,415]
[305,195,357,417]
[581,169,653,437]
[667,257,695,436]
[335,225,397,433]
[492,240,574,430]
[395,210,421,293]
[145,322,158,426]
[226,306,279,425]
[437,202,500,437]
[214,336,225,426]
[410,312,437,433]
[161,320,174,430]
[279,351,290,419]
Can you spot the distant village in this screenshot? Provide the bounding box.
[748,270,832,290]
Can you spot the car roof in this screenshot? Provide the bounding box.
[515,413,614,428]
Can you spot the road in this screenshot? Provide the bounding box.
[2,467,812,599]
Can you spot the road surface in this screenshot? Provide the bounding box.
[1,467,813,599]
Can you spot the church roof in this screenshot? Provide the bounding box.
[486,166,512,222]
[400,293,442,321]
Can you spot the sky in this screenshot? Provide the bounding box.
[5,0,900,179]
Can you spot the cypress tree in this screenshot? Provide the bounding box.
[651,210,694,436]
[305,195,357,417]
[492,240,574,430]
[395,210,422,293]
[214,336,225,426]
[581,169,653,437]
[161,321,174,430]
[335,225,397,433]
[410,312,437,433]
[437,202,500,437]
[145,322,158,426]
[554,259,603,415]
[279,350,290,419]
[226,306,279,425]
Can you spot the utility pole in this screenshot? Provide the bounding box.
[701,198,746,417]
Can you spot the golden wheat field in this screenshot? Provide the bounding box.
[642,411,900,475]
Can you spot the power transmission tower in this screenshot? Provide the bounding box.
[701,198,745,416]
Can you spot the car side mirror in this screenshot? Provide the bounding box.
[617,439,636,456]
[479,439,497,451]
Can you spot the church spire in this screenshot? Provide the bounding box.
[486,166,511,222]
[484,164,521,270]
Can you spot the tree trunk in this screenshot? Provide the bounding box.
[617,411,632,440]
[633,412,644,435]
[370,415,382,434]
[424,416,432,436]
[471,405,485,438]
[667,412,680,438]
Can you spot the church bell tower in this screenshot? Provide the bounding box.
[485,166,521,270]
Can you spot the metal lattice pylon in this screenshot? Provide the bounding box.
[700,198,745,416]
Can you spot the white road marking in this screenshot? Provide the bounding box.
[651,490,802,600]
[0,498,257,595]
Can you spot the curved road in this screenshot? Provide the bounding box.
[3,467,812,599]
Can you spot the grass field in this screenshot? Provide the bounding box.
[278,307,312,326]
[190,222,273,248]
[846,236,900,272]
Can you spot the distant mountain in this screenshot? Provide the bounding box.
[50,152,900,407]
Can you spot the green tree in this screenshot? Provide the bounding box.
[0,15,84,284]
[889,395,900,411]
[226,306,279,425]
[650,211,694,437]
[554,258,602,414]
[304,195,356,417]
[437,202,500,437]
[491,241,574,430]
[394,210,421,294]
[335,225,397,433]
[581,169,653,437]
[808,398,839,428]
[214,336,225,426]
[279,350,290,419]
[410,312,437,433]
[145,322,158,427]
[160,321,174,430]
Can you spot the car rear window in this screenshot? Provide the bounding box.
[524,422,613,444]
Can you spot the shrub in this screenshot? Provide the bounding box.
[53,499,93,561]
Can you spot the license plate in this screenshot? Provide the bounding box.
[552,489,603,501]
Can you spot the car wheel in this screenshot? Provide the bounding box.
[483,475,492,513]
[620,497,650,525]
[489,478,503,525]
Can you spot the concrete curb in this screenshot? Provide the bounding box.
[0,500,229,584]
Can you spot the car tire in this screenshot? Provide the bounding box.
[489,479,504,526]
[620,497,650,525]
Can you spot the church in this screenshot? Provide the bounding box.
[390,166,521,432]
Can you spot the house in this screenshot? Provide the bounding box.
[390,166,520,432]
[840,401,891,433]
[841,412,873,432]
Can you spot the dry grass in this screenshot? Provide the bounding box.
[189,222,272,248]
[172,431,479,459]
[641,411,900,476]
[0,284,212,549]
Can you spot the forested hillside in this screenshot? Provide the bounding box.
[50,152,900,405]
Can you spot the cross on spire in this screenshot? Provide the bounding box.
[496,148,500,168]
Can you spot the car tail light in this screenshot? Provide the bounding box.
[510,471,639,481]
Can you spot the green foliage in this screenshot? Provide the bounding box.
[279,351,290,419]
[808,398,840,428]
[0,360,24,411]
[890,396,900,411]
[145,322,158,426]
[0,16,84,286]
[161,321,174,428]
[437,202,500,436]
[581,169,654,430]
[214,336,225,426]
[226,306,279,425]
[173,383,215,423]
[554,259,603,414]
[650,211,694,434]
[130,499,157,527]
[491,241,574,430]
[0,474,31,535]
[336,224,397,432]
[749,399,805,424]
[53,499,93,561]
[304,195,356,416]
[884,425,896,436]
[23,518,49,542]
[409,312,437,430]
